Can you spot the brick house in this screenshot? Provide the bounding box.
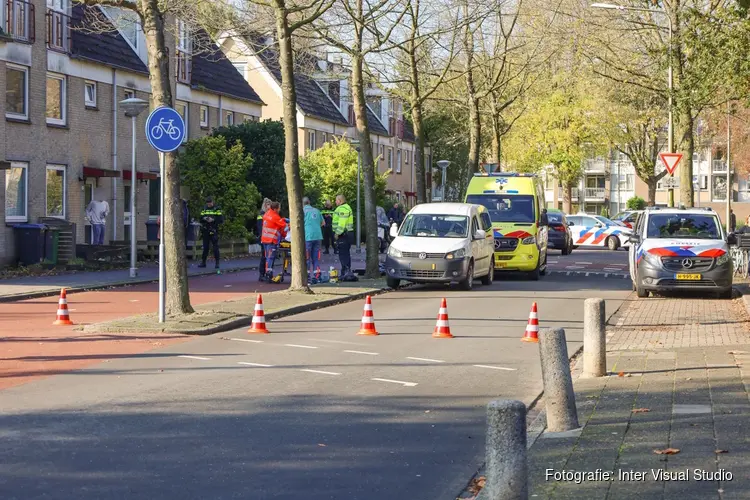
[0,1,263,265]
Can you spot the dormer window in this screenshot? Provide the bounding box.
[176,20,192,84]
[46,0,71,53]
[3,0,35,42]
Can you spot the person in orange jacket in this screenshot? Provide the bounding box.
[260,201,288,282]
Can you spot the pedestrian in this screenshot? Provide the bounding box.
[199,197,224,271]
[303,197,324,284]
[86,198,110,245]
[321,199,335,254]
[387,202,404,227]
[332,194,354,277]
[256,198,271,281]
[730,209,736,233]
[260,201,288,282]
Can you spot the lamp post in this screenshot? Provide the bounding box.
[437,160,451,201]
[727,102,732,232]
[350,139,362,252]
[591,3,675,207]
[119,97,150,278]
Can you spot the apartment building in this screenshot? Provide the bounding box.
[218,34,428,209]
[0,1,263,264]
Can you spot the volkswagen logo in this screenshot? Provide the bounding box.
[419,252,427,260]
[681,258,694,269]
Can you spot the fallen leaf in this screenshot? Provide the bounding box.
[625,373,633,377]
[728,351,747,355]
[715,449,728,454]
[318,443,326,447]
[618,371,625,377]
[653,448,680,455]
[686,377,692,381]
[467,476,486,494]
[632,408,650,413]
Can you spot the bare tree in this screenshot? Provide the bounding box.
[77,0,193,315]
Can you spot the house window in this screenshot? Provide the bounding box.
[225,110,234,126]
[308,130,316,151]
[46,165,66,218]
[328,81,340,104]
[321,132,327,144]
[387,149,393,172]
[6,65,29,120]
[176,20,192,83]
[123,89,135,100]
[200,105,208,128]
[396,150,402,174]
[232,63,246,78]
[405,150,410,165]
[5,162,28,222]
[46,5,71,53]
[176,101,188,141]
[46,74,67,125]
[5,0,32,41]
[84,81,97,108]
[380,144,384,162]
[149,178,160,216]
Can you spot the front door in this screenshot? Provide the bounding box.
[84,180,94,244]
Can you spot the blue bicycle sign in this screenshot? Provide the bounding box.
[145,106,185,152]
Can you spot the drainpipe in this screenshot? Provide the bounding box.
[112,68,118,240]
[218,95,223,126]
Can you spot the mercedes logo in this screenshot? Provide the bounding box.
[494,240,501,250]
[681,258,694,269]
[419,252,427,260]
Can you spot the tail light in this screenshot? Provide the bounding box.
[551,224,566,232]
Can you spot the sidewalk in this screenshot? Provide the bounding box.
[0,250,368,301]
[526,295,750,499]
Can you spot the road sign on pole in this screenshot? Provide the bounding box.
[659,152,683,175]
[145,107,185,323]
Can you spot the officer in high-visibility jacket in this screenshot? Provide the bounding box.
[332,194,354,276]
[256,198,271,280]
[199,197,224,270]
[260,201,288,282]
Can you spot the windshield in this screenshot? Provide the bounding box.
[646,214,721,239]
[594,216,616,226]
[399,214,469,238]
[547,212,564,224]
[465,194,535,223]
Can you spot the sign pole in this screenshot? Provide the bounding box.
[158,152,166,323]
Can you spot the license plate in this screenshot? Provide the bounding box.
[675,273,701,280]
[411,262,436,271]
[495,262,507,269]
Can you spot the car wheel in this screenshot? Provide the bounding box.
[460,262,475,290]
[561,244,569,256]
[607,236,619,251]
[635,281,648,298]
[386,277,400,289]
[481,263,493,285]
[718,288,733,299]
[528,258,540,281]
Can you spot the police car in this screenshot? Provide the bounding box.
[628,207,735,298]
[567,213,632,251]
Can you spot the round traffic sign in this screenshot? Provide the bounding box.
[145,106,186,153]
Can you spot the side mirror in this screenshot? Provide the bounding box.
[567,221,574,227]
[728,232,738,245]
[627,234,641,244]
[595,222,603,228]
[540,211,549,226]
[474,230,486,240]
[389,225,399,238]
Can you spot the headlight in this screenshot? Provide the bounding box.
[446,248,467,260]
[521,236,536,245]
[716,253,730,266]
[388,246,402,258]
[643,251,662,268]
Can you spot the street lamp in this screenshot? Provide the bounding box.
[436,160,451,201]
[350,139,362,253]
[591,2,675,207]
[119,97,150,278]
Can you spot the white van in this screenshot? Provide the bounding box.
[384,203,495,290]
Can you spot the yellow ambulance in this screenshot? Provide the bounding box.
[464,172,549,280]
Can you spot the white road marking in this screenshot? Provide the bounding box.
[406,357,445,363]
[230,338,264,344]
[301,369,341,376]
[310,338,363,345]
[575,261,593,265]
[344,350,379,356]
[285,344,319,349]
[473,364,517,371]
[565,266,585,269]
[178,355,211,361]
[372,378,418,387]
[585,272,590,277]
[238,361,274,367]
[603,267,621,272]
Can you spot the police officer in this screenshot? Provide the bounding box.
[199,197,224,271]
[256,198,271,280]
[332,194,354,276]
[321,200,334,254]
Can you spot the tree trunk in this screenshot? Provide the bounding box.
[677,109,694,207]
[563,182,573,214]
[351,53,379,279]
[275,9,309,292]
[490,93,502,166]
[647,179,657,206]
[411,104,427,205]
[141,0,192,315]
[467,94,480,183]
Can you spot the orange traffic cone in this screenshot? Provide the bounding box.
[433,298,454,338]
[53,288,74,325]
[248,294,270,334]
[521,302,539,343]
[357,296,379,336]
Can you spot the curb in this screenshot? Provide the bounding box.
[0,265,258,303]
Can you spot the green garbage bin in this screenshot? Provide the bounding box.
[44,228,60,265]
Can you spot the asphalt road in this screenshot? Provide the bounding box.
[0,274,632,500]
[547,247,629,277]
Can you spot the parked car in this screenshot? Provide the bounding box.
[546,209,573,255]
[385,203,495,290]
[568,213,632,251]
[612,210,642,229]
[628,206,735,298]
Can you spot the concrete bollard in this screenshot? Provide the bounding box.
[583,298,607,378]
[485,399,528,500]
[538,328,580,433]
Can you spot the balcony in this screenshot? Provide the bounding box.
[3,0,35,43]
[572,187,607,201]
[176,49,192,84]
[583,159,607,173]
[712,159,727,172]
[46,9,71,53]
